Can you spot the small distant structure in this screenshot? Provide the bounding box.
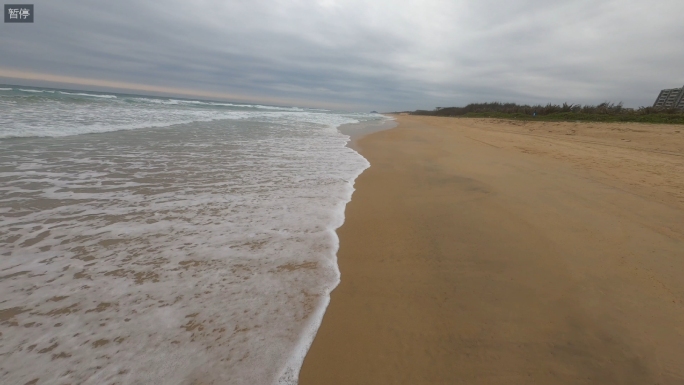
[653,85,684,109]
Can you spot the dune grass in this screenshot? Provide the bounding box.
[411,102,684,124]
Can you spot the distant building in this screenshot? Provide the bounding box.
[653,86,684,109]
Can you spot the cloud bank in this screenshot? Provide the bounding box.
[1,0,683,110]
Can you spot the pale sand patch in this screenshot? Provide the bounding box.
[299,115,684,384]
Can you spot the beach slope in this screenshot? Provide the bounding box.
[299,115,684,384]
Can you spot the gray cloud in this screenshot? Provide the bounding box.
[1,0,683,110]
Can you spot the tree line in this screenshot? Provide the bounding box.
[410,102,684,124]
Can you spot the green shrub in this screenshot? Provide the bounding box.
[411,102,684,124]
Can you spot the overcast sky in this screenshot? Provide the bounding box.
[1,0,683,111]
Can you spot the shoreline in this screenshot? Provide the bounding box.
[277,116,398,384]
[299,115,684,384]
[338,116,397,151]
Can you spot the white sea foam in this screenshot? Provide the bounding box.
[0,96,384,385]
[58,91,118,98]
[18,88,54,93]
[0,87,12,91]
[0,91,313,139]
[168,98,304,111]
[128,97,181,105]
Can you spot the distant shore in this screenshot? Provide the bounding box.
[300,115,684,384]
[410,102,684,124]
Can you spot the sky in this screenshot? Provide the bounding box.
[1,0,683,111]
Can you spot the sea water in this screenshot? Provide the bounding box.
[0,86,383,385]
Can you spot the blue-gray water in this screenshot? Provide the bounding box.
[0,86,385,385]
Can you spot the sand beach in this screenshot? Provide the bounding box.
[300,115,684,384]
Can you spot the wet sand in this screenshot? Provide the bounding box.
[299,115,684,384]
[338,117,397,151]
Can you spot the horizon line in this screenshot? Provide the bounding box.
[0,68,360,111]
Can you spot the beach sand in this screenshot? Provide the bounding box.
[299,115,684,384]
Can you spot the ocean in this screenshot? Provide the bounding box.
[0,86,385,385]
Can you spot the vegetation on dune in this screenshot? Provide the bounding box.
[411,102,684,124]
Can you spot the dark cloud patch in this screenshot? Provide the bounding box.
[1,0,683,110]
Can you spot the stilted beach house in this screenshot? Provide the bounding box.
[653,86,684,109]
